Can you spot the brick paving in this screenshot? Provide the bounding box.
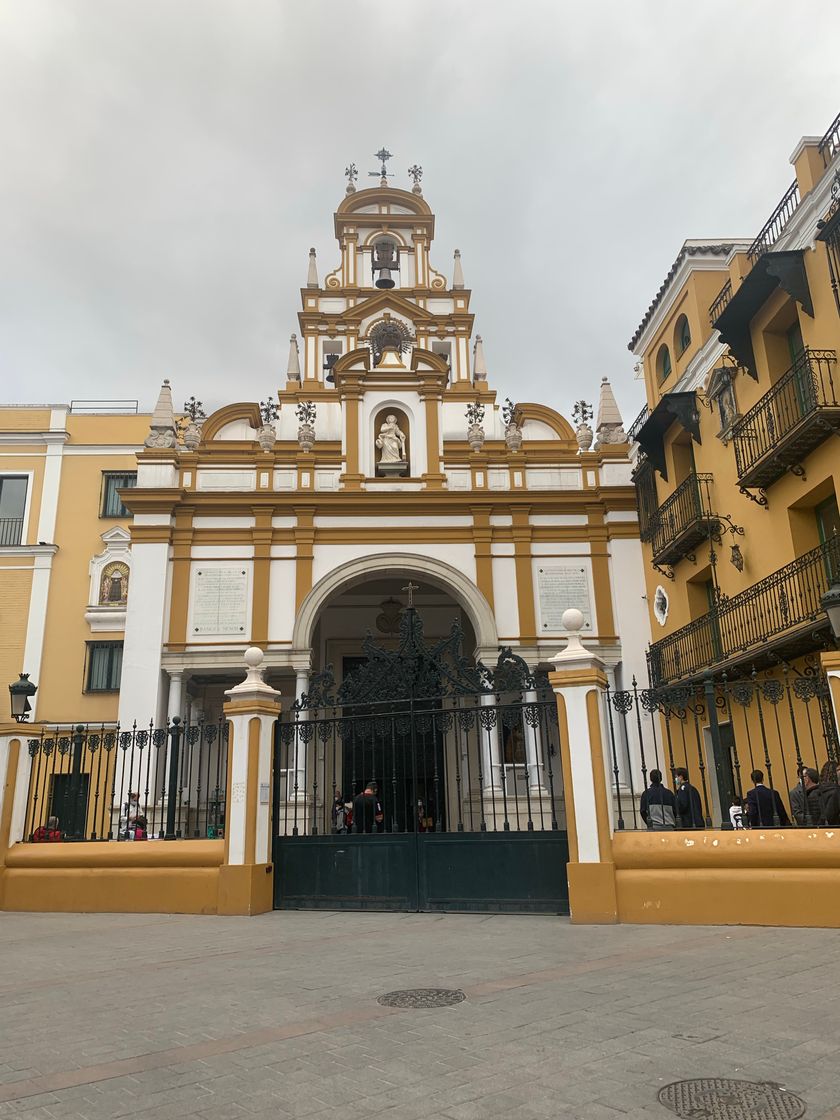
[1,911,839,1119]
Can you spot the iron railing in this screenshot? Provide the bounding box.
[747,180,801,265]
[0,517,24,546]
[708,278,732,326]
[605,666,839,831]
[628,404,650,443]
[731,349,839,487]
[819,110,840,168]
[276,687,561,837]
[22,718,229,842]
[633,454,658,543]
[648,535,840,686]
[649,473,716,565]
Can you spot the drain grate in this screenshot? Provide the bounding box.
[659,1079,806,1119]
[377,988,466,1009]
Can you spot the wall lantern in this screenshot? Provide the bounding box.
[822,582,840,641]
[730,544,744,572]
[9,673,37,722]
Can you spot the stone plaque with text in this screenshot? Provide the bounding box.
[192,567,248,636]
[537,565,593,631]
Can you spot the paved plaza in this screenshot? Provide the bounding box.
[2,910,840,1119]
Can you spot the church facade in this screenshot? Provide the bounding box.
[1,170,650,911]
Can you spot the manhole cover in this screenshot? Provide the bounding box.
[377,988,465,1009]
[659,1079,806,1119]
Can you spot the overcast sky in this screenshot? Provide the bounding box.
[1,1,838,427]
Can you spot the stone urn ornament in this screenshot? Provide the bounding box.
[296,400,316,453]
[502,398,523,452]
[258,398,278,453]
[572,399,594,452]
[180,396,205,451]
[466,401,486,453]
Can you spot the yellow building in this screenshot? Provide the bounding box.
[628,109,840,826]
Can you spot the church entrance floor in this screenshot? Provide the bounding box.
[2,911,840,1119]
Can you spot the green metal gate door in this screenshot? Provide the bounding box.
[272,605,569,915]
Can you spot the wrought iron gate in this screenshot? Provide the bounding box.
[272,606,568,913]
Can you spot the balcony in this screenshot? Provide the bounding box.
[747,180,801,266]
[648,535,840,686]
[0,518,23,546]
[731,349,839,491]
[649,473,718,567]
[708,279,732,328]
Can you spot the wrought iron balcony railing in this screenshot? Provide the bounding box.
[819,109,840,168]
[647,535,840,686]
[0,517,24,546]
[628,404,650,444]
[649,473,718,567]
[747,180,801,265]
[730,348,839,490]
[633,453,658,543]
[708,278,732,327]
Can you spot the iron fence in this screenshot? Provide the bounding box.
[648,535,840,686]
[606,666,839,831]
[632,454,658,544]
[275,688,561,837]
[819,109,840,168]
[22,718,228,842]
[731,348,839,486]
[747,180,800,264]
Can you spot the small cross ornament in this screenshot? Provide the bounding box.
[402,581,419,607]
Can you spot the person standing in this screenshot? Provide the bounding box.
[789,765,807,826]
[331,789,349,834]
[673,768,705,828]
[352,782,383,834]
[746,770,790,827]
[802,768,826,826]
[639,770,676,830]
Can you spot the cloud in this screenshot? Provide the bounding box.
[1,0,838,425]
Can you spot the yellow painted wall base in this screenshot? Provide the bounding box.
[614,830,840,928]
[567,861,618,924]
[0,840,225,916]
[217,863,274,916]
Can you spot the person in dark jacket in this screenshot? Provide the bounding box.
[746,769,790,827]
[673,767,705,828]
[789,765,807,826]
[802,768,826,825]
[640,769,677,830]
[818,761,840,827]
[352,782,383,834]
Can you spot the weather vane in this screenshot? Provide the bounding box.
[369,148,393,186]
[344,162,358,194]
[408,164,423,194]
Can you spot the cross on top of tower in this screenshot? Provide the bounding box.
[369,147,394,186]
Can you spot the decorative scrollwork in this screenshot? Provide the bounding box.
[610,690,634,715]
[761,679,784,705]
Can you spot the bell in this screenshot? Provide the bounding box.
[375,267,395,290]
[373,241,397,289]
[323,353,339,384]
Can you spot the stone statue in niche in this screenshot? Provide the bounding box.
[375,413,408,477]
[100,562,129,606]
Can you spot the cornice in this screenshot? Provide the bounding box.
[0,544,58,557]
[0,431,70,446]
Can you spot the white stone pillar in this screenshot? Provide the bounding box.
[479,692,503,792]
[523,687,546,792]
[549,608,617,923]
[219,647,281,915]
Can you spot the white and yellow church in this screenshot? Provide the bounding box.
[0,165,650,915]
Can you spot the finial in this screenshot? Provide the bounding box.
[452,249,464,290]
[472,334,487,381]
[286,333,301,381]
[344,162,357,194]
[593,376,627,449]
[368,147,394,187]
[144,380,178,449]
[402,581,419,607]
[307,247,319,289]
[408,164,423,195]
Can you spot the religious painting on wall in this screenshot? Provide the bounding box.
[99,561,129,605]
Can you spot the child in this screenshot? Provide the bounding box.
[133,815,148,841]
[729,796,745,830]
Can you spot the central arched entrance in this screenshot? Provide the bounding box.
[274,567,569,913]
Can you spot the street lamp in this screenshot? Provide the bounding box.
[822,582,840,641]
[9,673,37,722]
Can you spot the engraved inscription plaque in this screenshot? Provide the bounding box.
[193,567,248,635]
[537,565,593,631]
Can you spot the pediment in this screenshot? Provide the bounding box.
[336,291,437,324]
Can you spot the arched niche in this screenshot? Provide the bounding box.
[200,402,262,444]
[373,405,411,477]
